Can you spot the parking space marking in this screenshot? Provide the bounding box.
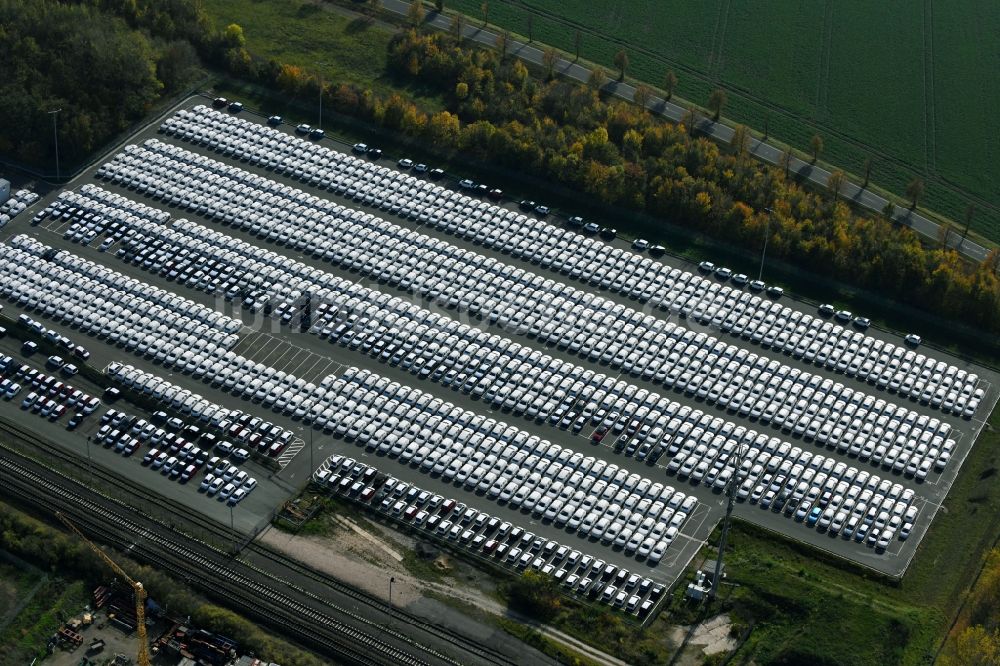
[283,348,313,377]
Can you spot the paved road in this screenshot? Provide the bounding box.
[376,0,991,263]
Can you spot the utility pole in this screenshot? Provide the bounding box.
[388,577,395,627]
[758,207,773,282]
[230,504,235,553]
[710,443,745,601]
[48,108,62,181]
[86,434,93,484]
[309,427,314,473]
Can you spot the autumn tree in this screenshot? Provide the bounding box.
[613,49,629,81]
[826,169,846,198]
[938,220,953,248]
[588,66,607,90]
[542,47,558,80]
[633,84,653,110]
[730,124,749,158]
[407,0,425,26]
[942,626,1000,666]
[882,201,896,222]
[780,146,793,176]
[963,204,976,242]
[682,105,699,133]
[906,176,925,208]
[663,69,678,100]
[506,571,561,621]
[450,13,465,42]
[809,134,823,163]
[708,88,727,120]
[222,23,245,48]
[495,30,511,60]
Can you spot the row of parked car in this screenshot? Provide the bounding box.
[89,142,963,483]
[3,352,100,428]
[316,365,694,563]
[158,105,982,418]
[314,455,666,616]
[105,363,295,458]
[15,313,92,363]
[0,188,39,228]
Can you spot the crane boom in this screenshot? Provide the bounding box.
[56,512,151,666]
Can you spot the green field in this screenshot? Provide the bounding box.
[204,0,444,111]
[447,0,1000,243]
[0,562,88,665]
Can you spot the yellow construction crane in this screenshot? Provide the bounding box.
[56,512,151,666]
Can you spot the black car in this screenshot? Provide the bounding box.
[309,128,325,140]
[648,244,666,257]
[413,163,429,173]
[367,147,383,159]
[228,101,243,113]
[487,188,503,201]
[212,97,228,108]
[475,184,489,197]
[567,216,585,228]
[599,227,617,240]
[267,115,283,126]
[519,199,537,211]
[428,167,445,179]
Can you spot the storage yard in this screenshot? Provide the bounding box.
[1,94,997,621]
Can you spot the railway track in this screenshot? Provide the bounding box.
[0,417,521,666]
[0,452,430,666]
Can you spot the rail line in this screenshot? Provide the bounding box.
[0,453,430,666]
[0,417,519,666]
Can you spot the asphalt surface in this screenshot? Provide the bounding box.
[373,0,992,262]
[2,94,997,587]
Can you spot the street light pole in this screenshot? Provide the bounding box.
[309,426,314,473]
[230,504,235,553]
[48,108,62,181]
[317,63,326,129]
[758,207,773,281]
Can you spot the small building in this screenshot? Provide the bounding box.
[0,179,10,205]
[701,560,726,586]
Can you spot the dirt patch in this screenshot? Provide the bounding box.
[259,522,504,614]
[669,613,738,663]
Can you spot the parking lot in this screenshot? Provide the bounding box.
[1,93,997,592]
[0,335,289,534]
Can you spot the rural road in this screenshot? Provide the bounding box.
[378,0,991,263]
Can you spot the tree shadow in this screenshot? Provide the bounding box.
[296,1,322,18]
[346,16,374,34]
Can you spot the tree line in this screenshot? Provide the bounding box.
[237,28,1000,334]
[0,0,232,173]
[6,3,999,335]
